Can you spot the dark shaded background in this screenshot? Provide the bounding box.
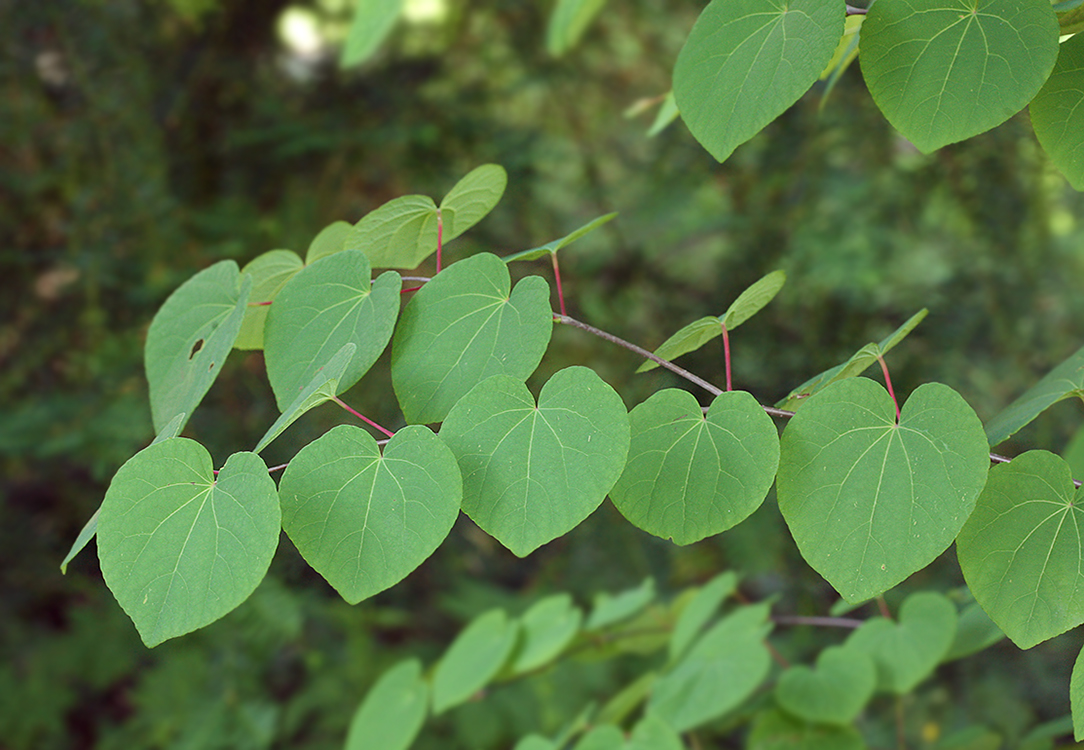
[5,1,1084,748]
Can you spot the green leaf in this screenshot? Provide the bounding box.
[669,571,738,663]
[647,91,679,137]
[596,671,657,726]
[585,577,655,631]
[503,213,618,263]
[635,317,720,374]
[98,440,280,646]
[305,220,353,264]
[985,345,1084,447]
[775,646,876,725]
[515,737,557,750]
[1072,644,1084,741]
[609,389,780,545]
[440,367,630,557]
[860,0,1060,153]
[573,724,625,750]
[956,450,1084,648]
[673,0,844,162]
[510,594,583,674]
[345,659,428,750]
[628,713,683,750]
[264,250,400,411]
[145,261,252,433]
[943,602,1005,661]
[347,194,439,269]
[547,0,608,56]
[1031,35,1084,190]
[253,343,355,454]
[341,0,402,68]
[432,609,519,714]
[648,601,773,732]
[235,249,304,351]
[777,378,989,603]
[1060,4,1084,34]
[277,424,462,605]
[747,707,866,750]
[392,253,553,425]
[846,591,957,693]
[439,164,507,243]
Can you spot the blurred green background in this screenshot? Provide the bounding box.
[5,0,1084,748]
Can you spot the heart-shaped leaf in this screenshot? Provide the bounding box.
[609,389,779,545]
[510,593,583,674]
[860,0,1059,152]
[956,450,1084,648]
[673,0,844,162]
[392,252,552,425]
[440,367,630,557]
[235,249,304,350]
[145,261,252,432]
[777,378,989,602]
[984,344,1084,448]
[98,440,280,646]
[347,194,440,269]
[341,0,402,69]
[747,707,866,750]
[1031,34,1084,190]
[439,164,507,243]
[846,591,957,693]
[432,609,519,714]
[775,646,876,725]
[264,249,400,410]
[345,659,427,750]
[628,713,683,750]
[277,423,462,604]
[305,220,353,264]
[504,213,618,264]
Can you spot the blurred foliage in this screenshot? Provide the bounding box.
[4,0,1084,747]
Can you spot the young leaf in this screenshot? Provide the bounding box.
[305,220,353,264]
[341,0,402,69]
[264,250,400,411]
[985,349,1084,450]
[610,389,779,545]
[647,91,679,137]
[439,164,507,243]
[510,593,583,674]
[98,440,280,647]
[277,424,462,605]
[392,253,552,425]
[573,724,625,750]
[673,0,844,162]
[775,646,876,725]
[440,367,630,557]
[546,0,608,57]
[1072,644,1084,741]
[1031,35,1084,190]
[346,194,440,269]
[344,659,428,750]
[747,707,866,750]
[956,450,1084,649]
[860,0,1059,153]
[503,212,618,263]
[627,713,683,750]
[943,602,1005,661]
[635,317,719,374]
[235,249,304,350]
[585,577,655,631]
[668,571,738,663]
[145,261,252,433]
[776,378,989,603]
[432,609,519,714]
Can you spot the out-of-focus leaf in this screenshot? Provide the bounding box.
[341,0,403,68]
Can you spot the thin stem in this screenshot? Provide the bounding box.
[877,355,901,422]
[248,300,273,306]
[551,253,567,317]
[436,210,444,273]
[846,3,868,14]
[765,639,790,669]
[267,463,288,474]
[401,276,431,283]
[721,322,732,392]
[772,615,865,629]
[331,396,396,439]
[876,595,892,620]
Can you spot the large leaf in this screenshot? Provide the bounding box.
[609,389,779,545]
[235,249,303,350]
[392,252,552,425]
[673,0,844,162]
[510,594,583,674]
[1031,34,1084,190]
[776,378,989,603]
[985,346,1084,449]
[341,0,402,68]
[346,194,440,269]
[956,450,1084,649]
[439,164,507,243]
[439,367,630,557]
[344,659,428,750]
[145,261,252,432]
[98,440,280,646]
[264,249,400,411]
[775,646,876,725]
[503,213,618,263]
[432,609,519,714]
[860,0,1060,153]
[277,424,462,604]
[547,0,608,56]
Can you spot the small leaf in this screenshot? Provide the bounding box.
[439,164,507,243]
[647,92,679,137]
[585,577,656,631]
[235,250,304,351]
[98,441,280,646]
[943,602,1005,661]
[547,0,608,56]
[669,571,738,663]
[346,194,440,269]
[345,659,428,750]
[956,450,1084,648]
[1072,644,1084,741]
[510,594,583,674]
[573,725,625,750]
[504,213,618,263]
[515,737,557,750]
[1033,36,1084,197]
[747,707,866,750]
[278,424,462,604]
[440,367,630,557]
[721,269,786,329]
[305,220,353,264]
[597,671,657,726]
[775,646,876,725]
[432,609,519,714]
[984,345,1084,447]
[628,713,683,750]
[635,317,720,374]
[341,0,402,69]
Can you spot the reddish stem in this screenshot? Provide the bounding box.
[401,286,423,294]
[721,322,732,392]
[876,595,892,620]
[436,210,444,273]
[249,300,273,306]
[877,355,901,422]
[331,396,396,439]
[551,252,567,317]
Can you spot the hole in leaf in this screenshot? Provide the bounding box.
[208,361,215,371]
[189,339,205,359]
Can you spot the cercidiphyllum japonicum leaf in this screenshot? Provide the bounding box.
[943,601,1005,661]
[859,0,1060,154]
[546,0,608,57]
[277,424,462,605]
[627,713,683,750]
[668,571,738,663]
[955,450,1084,649]
[346,194,439,269]
[263,249,400,411]
[503,212,618,263]
[344,659,427,750]
[775,646,876,726]
[340,0,402,69]
[775,378,989,603]
[235,249,304,351]
[438,163,507,243]
[509,594,583,674]
[1031,34,1084,191]
[432,609,520,714]
[574,725,625,750]
[585,577,655,631]
[392,253,553,425]
[97,440,280,647]
[746,707,866,750]
[648,601,772,732]
[846,591,957,694]
[647,91,679,137]
[1072,645,1084,741]
[672,0,844,163]
[609,389,780,545]
[304,220,352,265]
[144,260,252,433]
[984,345,1084,448]
[439,367,630,557]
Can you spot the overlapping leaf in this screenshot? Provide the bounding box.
[775,646,875,725]
[747,708,866,750]
[609,389,779,544]
[264,249,400,410]
[439,367,629,557]
[510,594,583,674]
[439,164,507,243]
[347,195,440,269]
[504,213,617,263]
[984,344,1084,448]
[860,0,1060,152]
[344,659,428,750]
[944,601,1005,661]
[673,0,843,162]
[1031,34,1084,190]
[627,714,683,750]
[669,571,737,662]
[956,450,1084,649]
[98,440,280,646]
[432,609,519,713]
[547,0,608,56]
[776,378,989,603]
[277,424,462,604]
[586,577,655,631]
[305,220,353,264]
[341,0,402,68]
[235,249,304,350]
[392,253,552,424]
